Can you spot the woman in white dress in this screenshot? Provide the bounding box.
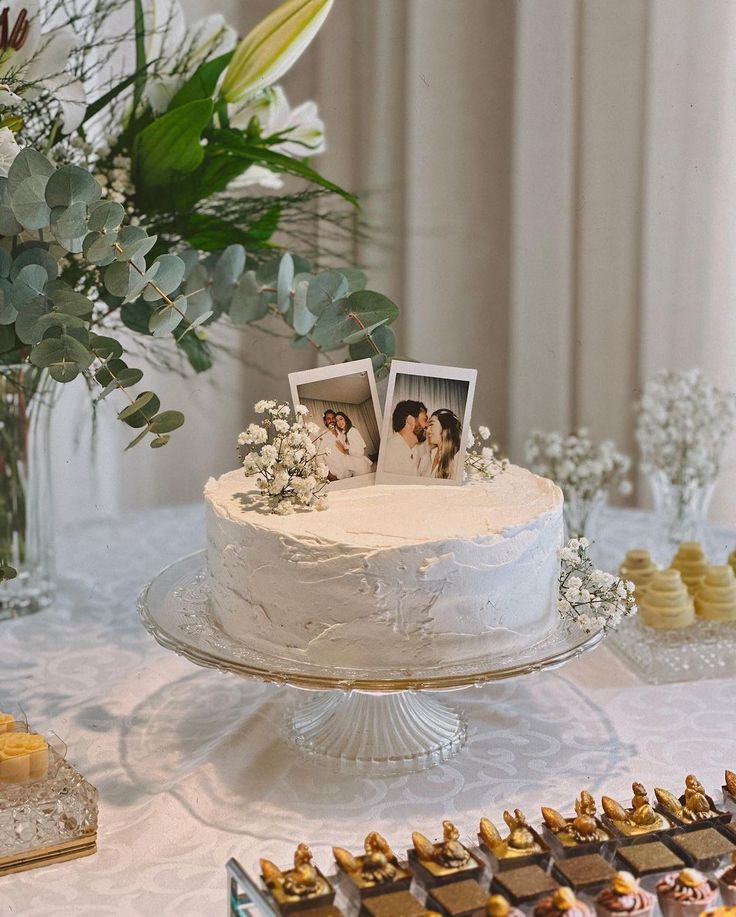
[334,412,373,476]
[419,408,462,480]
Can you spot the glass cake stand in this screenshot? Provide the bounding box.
[138,551,604,776]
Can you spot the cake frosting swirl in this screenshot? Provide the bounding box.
[204,465,563,669]
[596,872,654,915]
[656,869,717,904]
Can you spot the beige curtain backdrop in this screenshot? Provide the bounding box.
[55,0,736,526]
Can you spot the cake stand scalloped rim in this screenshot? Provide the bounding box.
[137,550,605,693]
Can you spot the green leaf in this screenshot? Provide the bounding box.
[104,259,145,298]
[149,410,185,434]
[89,334,124,360]
[341,268,367,292]
[212,244,245,305]
[11,176,51,230]
[118,391,155,420]
[149,296,186,336]
[95,358,127,386]
[121,300,153,334]
[10,246,57,282]
[125,428,149,450]
[150,434,171,448]
[169,50,234,109]
[136,99,214,188]
[132,0,147,115]
[50,201,89,243]
[14,264,48,298]
[292,279,316,335]
[143,253,184,301]
[48,286,93,317]
[34,311,87,334]
[277,253,293,313]
[349,323,396,364]
[311,290,399,351]
[7,149,54,196]
[45,165,101,207]
[30,334,93,382]
[0,278,17,324]
[177,330,212,373]
[120,390,160,428]
[14,301,48,344]
[229,270,266,324]
[87,200,125,233]
[0,249,11,278]
[0,178,21,234]
[83,231,118,265]
[306,270,349,316]
[115,367,144,387]
[342,318,391,345]
[115,226,156,261]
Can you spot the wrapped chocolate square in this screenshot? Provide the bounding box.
[478,810,550,870]
[490,864,559,905]
[668,826,736,871]
[408,821,484,888]
[601,784,671,837]
[333,832,412,898]
[260,845,335,914]
[614,840,685,878]
[654,775,730,828]
[541,791,614,856]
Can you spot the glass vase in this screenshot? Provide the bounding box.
[563,489,606,542]
[648,469,714,563]
[0,366,56,620]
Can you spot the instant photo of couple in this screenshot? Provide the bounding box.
[289,359,476,491]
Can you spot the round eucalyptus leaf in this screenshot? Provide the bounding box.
[51,201,89,243]
[30,334,93,380]
[14,301,48,344]
[306,271,349,317]
[341,268,367,293]
[149,297,185,337]
[150,434,171,448]
[125,428,150,450]
[143,254,185,301]
[186,310,214,332]
[0,249,11,278]
[348,322,397,362]
[229,270,266,325]
[119,390,160,428]
[48,362,81,383]
[183,264,213,319]
[308,297,350,350]
[341,318,391,345]
[292,279,316,335]
[0,177,22,235]
[7,149,54,196]
[114,367,144,388]
[87,200,125,233]
[34,311,86,335]
[45,164,101,208]
[13,264,48,305]
[347,290,400,323]
[115,226,157,261]
[95,358,128,386]
[10,247,58,283]
[83,231,118,266]
[255,256,280,287]
[104,260,136,298]
[276,253,294,313]
[89,334,124,361]
[212,244,246,307]
[125,260,160,302]
[11,175,52,230]
[149,410,185,434]
[118,391,155,420]
[0,278,17,324]
[47,285,93,318]
[179,247,200,280]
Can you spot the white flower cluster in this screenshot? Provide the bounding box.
[636,369,736,490]
[465,425,508,481]
[238,401,329,514]
[95,154,136,208]
[526,428,631,503]
[558,538,637,633]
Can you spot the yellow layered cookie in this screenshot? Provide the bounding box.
[639,569,695,629]
[0,731,48,783]
[694,566,736,622]
[670,542,708,596]
[619,549,657,598]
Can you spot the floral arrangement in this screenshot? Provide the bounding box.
[525,428,632,504]
[636,369,736,491]
[465,425,508,480]
[558,538,637,633]
[238,401,328,514]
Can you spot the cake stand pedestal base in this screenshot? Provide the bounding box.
[288,691,467,776]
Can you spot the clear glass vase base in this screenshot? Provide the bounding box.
[288,692,467,776]
[0,574,54,621]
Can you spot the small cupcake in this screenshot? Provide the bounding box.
[534,887,592,917]
[595,871,655,917]
[719,851,736,905]
[656,868,717,917]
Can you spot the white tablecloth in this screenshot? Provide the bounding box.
[1,505,736,916]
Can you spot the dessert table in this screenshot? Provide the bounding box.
[1,504,735,916]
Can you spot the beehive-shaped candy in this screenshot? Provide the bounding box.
[670,542,708,596]
[638,569,695,629]
[619,549,657,598]
[694,565,736,621]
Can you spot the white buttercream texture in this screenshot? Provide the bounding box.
[204,466,564,669]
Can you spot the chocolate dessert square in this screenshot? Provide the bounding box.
[298,908,344,917]
[552,853,615,891]
[407,848,484,888]
[615,840,685,877]
[669,826,736,870]
[427,879,489,916]
[360,890,428,917]
[491,864,559,904]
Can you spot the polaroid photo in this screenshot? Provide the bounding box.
[289,359,383,492]
[376,360,477,486]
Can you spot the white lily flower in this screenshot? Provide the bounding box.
[0,0,84,129]
[221,0,333,103]
[0,127,20,176]
[143,0,236,114]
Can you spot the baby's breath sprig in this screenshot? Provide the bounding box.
[465,425,508,481]
[238,401,329,514]
[558,538,637,633]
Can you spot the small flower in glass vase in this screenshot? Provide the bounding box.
[558,538,637,633]
[238,402,329,514]
[465,426,509,481]
[526,429,631,540]
[636,369,736,555]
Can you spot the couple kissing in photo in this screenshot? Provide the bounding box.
[319,409,373,480]
[383,400,462,480]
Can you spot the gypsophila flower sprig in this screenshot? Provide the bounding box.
[526,428,632,503]
[558,538,637,633]
[239,402,329,514]
[465,426,508,481]
[636,369,736,491]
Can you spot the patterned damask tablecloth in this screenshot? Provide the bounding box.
[1,504,735,916]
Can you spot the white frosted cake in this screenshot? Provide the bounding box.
[204,465,564,669]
